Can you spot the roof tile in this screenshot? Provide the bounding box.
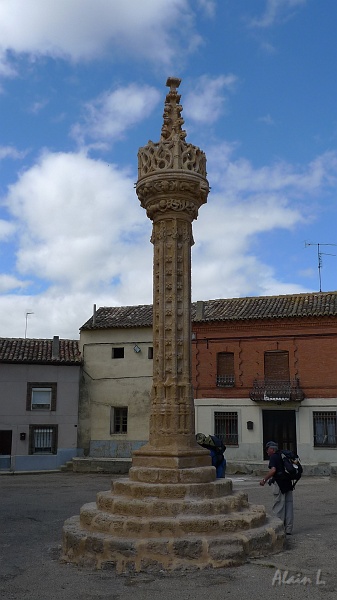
[0,338,82,365]
[80,292,337,330]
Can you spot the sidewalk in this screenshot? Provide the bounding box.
[0,472,336,599]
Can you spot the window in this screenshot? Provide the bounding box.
[264,351,289,381]
[26,383,57,411]
[313,412,337,447]
[214,411,238,446]
[216,352,235,387]
[112,347,124,359]
[110,407,128,434]
[148,347,153,359]
[29,425,58,454]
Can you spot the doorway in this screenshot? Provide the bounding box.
[262,410,297,459]
[0,430,12,455]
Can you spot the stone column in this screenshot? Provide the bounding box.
[132,78,212,476]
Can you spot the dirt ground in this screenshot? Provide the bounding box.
[0,472,336,600]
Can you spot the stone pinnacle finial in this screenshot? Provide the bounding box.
[160,76,187,142]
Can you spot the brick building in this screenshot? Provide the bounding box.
[193,292,337,468]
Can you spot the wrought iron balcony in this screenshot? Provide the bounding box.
[216,375,235,388]
[249,379,304,403]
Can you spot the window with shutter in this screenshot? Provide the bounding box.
[216,352,235,387]
[264,351,289,381]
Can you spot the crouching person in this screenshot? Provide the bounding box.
[196,433,226,478]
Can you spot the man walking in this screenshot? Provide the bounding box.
[260,441,294,535]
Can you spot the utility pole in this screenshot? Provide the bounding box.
[305,242,336,292]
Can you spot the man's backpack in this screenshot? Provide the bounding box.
[280,449,303,488]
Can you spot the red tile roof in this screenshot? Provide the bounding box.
[80,291,337,330]
[0,338,82,365]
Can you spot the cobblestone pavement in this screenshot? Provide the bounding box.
[0,472,336,600]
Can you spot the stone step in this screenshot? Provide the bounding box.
[96,489,249,517]
[79,502,267,537]
[60,461,74,472]
[112,477,233,500]
[61,513,284,572]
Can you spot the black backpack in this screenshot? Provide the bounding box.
[280,449,303,488]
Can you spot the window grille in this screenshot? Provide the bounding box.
[29,425,58,454]
[214,411,238,446]
[313,411,337,447]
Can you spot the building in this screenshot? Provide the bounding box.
[79,305,153,458]
[78,292,337,470]
[193,293,337,469]
[0,336,82,472]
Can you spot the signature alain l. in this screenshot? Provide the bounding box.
[272,569,326,586]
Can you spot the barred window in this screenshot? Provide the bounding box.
[313,412,337,447]
[29,425,58,454]
[214,411,238,446]
[110,407,128,434]
[216,352,235,387]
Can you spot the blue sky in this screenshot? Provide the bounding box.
[0,0,337,339]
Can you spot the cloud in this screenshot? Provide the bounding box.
[191,144,337,300]
[0,219,16,241]
[0,145,27,160]
[4,151,152,291]
[71,84,161,145]
[185,74,238,125]
[1,138,337,338]
[258,114,275,126]
[197,0,216,18]
[249,0,307,28]
[0,0,200,75]
[0,274,30,293]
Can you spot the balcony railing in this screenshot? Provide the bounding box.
[249,379,304,403]
[216,375,235,388]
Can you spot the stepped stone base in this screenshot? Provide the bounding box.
[61,473,285,573]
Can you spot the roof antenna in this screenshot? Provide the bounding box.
[305,242,336,292]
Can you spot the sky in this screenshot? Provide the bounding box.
[1,0,337,339]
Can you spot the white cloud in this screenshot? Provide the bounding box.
[1,140,337,338]
[71,84,161,145]
[185,75,238,125]
[4,151,152,291]
[249,0,307,28]
[197,0,216,18]
[0,145,27,160]
[258,114,275,126]
[0,274,29,293]
[191,144,337,300]
[0,219,16,240]
[0,0,199,74]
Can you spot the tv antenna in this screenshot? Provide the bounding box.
[305,242,336,292]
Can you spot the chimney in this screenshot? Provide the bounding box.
[52,336,60,359]
[93,304,96,327]
[196,301,204,320]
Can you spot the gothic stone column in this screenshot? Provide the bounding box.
[132,78,212,476]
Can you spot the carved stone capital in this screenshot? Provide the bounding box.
[136,172,209,222]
